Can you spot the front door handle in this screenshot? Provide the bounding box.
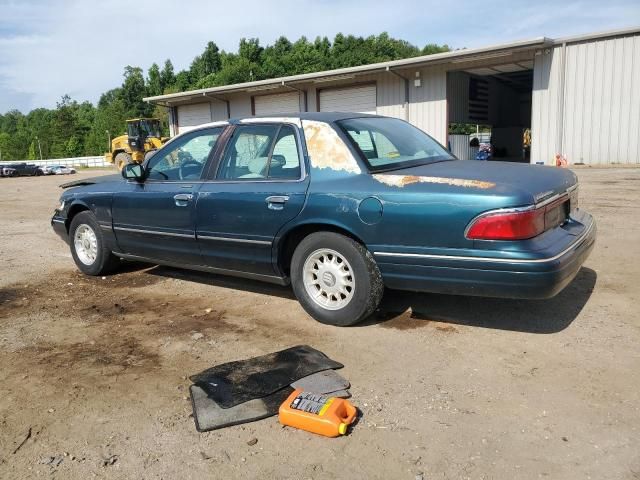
[265,195,289,211]
[174,193,193,207]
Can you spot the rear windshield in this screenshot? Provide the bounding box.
[336,117,454,171]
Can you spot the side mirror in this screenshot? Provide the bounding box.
[122,163,145,181]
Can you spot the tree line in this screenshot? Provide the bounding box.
[0,33,449,161]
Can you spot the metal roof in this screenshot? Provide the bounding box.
[145,26,640,106]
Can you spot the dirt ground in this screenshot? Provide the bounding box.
[0,167,639,480]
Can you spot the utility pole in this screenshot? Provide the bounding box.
[36,136,43,160]
[106,130,111,152]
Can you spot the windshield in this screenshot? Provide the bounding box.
[336,117,454,171]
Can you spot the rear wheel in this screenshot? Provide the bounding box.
[114,152,132,171]
[69,211,120,276]
[291,232,383,326]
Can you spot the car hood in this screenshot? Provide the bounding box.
[60,174,122,189]
[371,160,577,205]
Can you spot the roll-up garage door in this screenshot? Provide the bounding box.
[254,92,301,115]
[318,84,377,114]
[177,103,212,133]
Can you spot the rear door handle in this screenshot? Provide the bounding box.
[174,193,194,206]
[265,195,289,211]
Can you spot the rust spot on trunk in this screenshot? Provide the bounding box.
[373,174,495,189]
[302,120,361,174]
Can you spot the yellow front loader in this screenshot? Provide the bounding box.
[105,118,169,171]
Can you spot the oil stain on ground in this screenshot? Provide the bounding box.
[376,308,459,332]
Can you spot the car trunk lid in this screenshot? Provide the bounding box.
[374,160,577,206]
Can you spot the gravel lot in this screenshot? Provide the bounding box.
[0,167,639,479]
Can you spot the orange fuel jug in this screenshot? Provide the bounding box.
[278,389,357,437]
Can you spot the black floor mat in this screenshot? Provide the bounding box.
[190,345,343,409]
[190,385,293,432]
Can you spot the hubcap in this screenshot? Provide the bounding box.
[303,248,355,310]
[74,224,98,266]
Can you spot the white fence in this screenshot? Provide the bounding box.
[0,156,111,169]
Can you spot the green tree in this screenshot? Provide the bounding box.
[160,59,175,91]
[50,95,78,158]
[65,135,82,157]
[0,132,10,161]
[190,41,222,81]
[146,63,163,97]
[422,43,450,55]
[27,141,37,160]
[121,66,149,117]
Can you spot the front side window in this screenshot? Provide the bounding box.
[337,117,454,171]
[217,124,302,180]
[146,128,223,181]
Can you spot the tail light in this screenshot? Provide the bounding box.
[466,197,569,241]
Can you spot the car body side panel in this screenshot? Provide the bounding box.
[111,180,201,264]
[52,181,119,250]
[196,178,309,275]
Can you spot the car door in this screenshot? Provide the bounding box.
[196,123,309,276]
[111,127,224,264]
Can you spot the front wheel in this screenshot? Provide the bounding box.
[69,211,120,276]
[291,232,384,326]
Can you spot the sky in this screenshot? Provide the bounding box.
[0,0,638,113]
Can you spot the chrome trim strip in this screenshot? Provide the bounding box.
[112,252,289,286]
[51,218,65,224]
[375,221,593,265]
[535,192,563,208]
[197,235,272,245]
[114,226,194,239]
[100,224,112,231]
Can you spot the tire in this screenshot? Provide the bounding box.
[114,152,133,171]
[69,211,120,276]
[291,232,384,326]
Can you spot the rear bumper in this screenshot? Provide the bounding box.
[375,213,596,299]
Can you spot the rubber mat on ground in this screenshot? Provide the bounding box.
[190,345,343,409]
[190,385,293,432]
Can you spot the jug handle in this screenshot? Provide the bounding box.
[340,403,357,424]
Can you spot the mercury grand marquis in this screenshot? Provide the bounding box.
[51,113,596,326]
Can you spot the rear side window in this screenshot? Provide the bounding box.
[217,124,302,180]
[337,117,454,171]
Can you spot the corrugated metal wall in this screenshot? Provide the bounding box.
[409,65,448,145]
[532,34,640,164]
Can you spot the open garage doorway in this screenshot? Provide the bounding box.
[447,61,533,162]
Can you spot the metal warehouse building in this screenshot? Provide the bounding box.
[145,27,640,165]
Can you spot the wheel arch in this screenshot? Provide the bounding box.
[65,201,91,232]
[275,221,367,277]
